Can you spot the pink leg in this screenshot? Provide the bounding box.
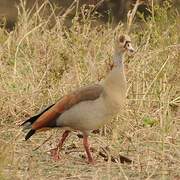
[83,134,94,164]
[50,130,70,161]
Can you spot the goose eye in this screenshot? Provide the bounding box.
[124,42,129,48]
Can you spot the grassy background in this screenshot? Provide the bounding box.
[0,2,180,179]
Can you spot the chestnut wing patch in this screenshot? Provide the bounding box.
[31,84,103,130]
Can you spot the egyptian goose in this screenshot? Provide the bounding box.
[21,34,134,164]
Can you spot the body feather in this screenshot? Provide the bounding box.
[21,84,103,140]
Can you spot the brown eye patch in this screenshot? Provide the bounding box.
[124,41,131,48]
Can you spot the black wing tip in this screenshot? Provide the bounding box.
[20,116,38,126]
[25,129,36,140]
[20,120,27,126]
[21,104,55,127]
[20,121,29,127]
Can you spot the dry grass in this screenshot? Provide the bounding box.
[0,1,180,180]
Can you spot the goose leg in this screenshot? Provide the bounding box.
[50,130,70,160]
[83,133,94,164]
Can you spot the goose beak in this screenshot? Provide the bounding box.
[127,43,135,53]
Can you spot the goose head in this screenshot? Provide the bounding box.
[115,34,135,54]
